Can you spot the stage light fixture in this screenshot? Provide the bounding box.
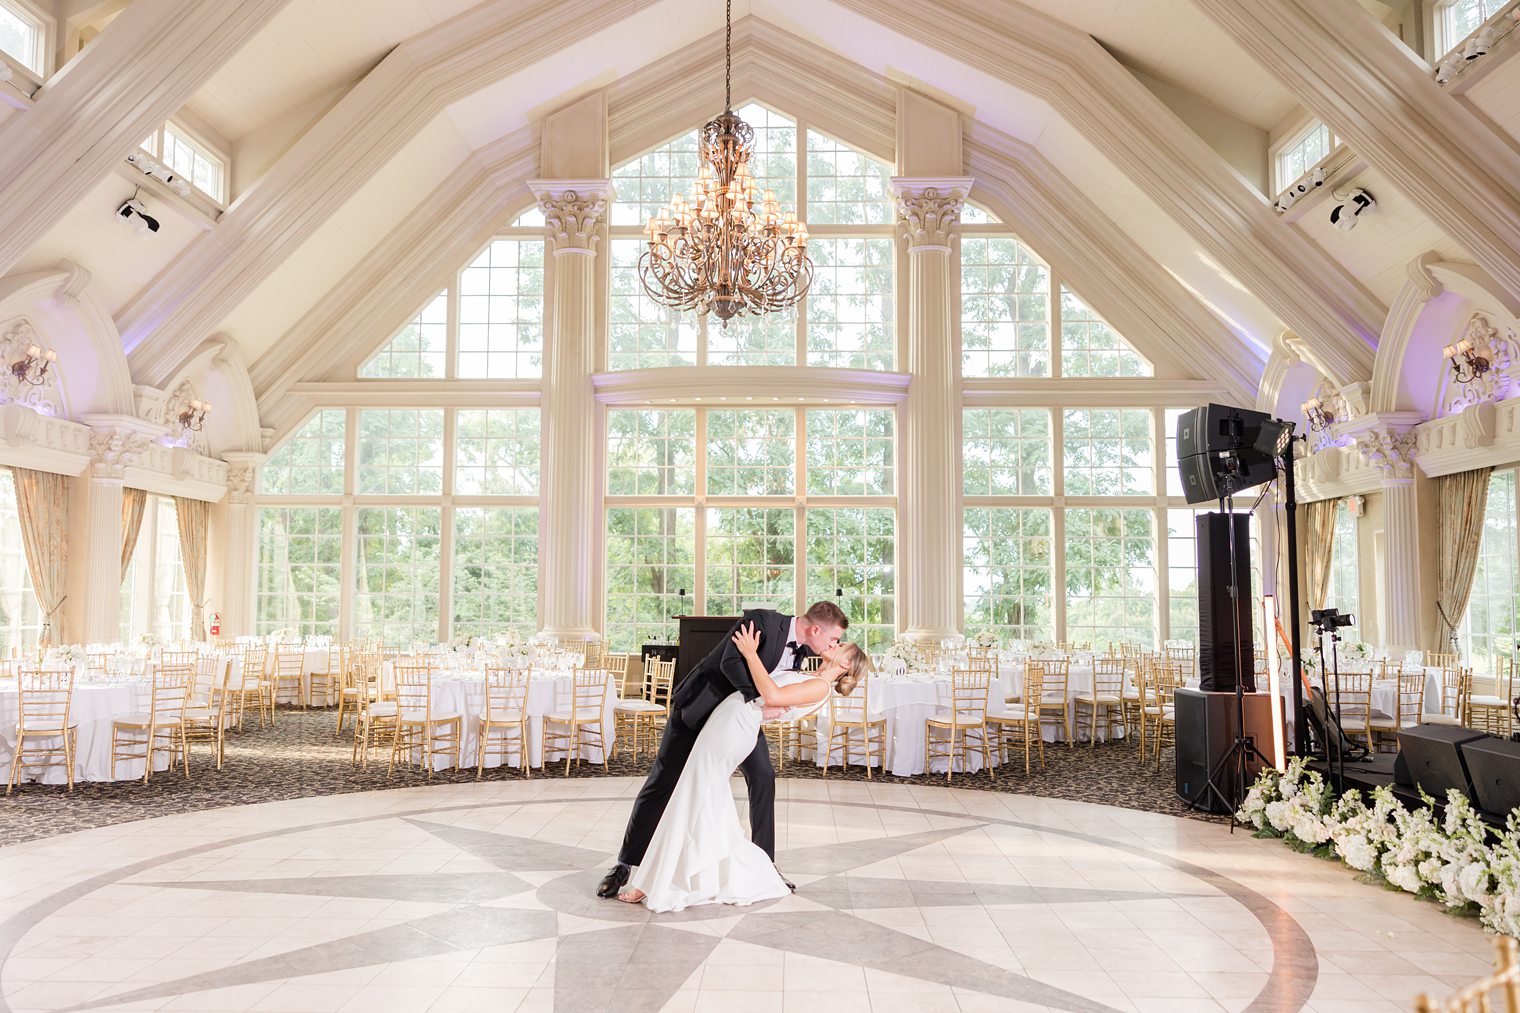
[1329,189,1375,231]
[116,196,160,238]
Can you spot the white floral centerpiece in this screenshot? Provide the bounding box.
[884,640,926,671]
[973,630,999,649]
[136,632,162,650]
[50,644,84,666]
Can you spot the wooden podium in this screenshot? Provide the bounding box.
[675,615,741,685]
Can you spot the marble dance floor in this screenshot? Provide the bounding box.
[0,777,1493,1012]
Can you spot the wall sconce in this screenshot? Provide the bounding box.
[1443,337,1490,385]
[1300,396,1335,432]
[10,344,56,386]
[177,399,211,432]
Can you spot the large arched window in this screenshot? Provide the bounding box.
[607,104,898,371]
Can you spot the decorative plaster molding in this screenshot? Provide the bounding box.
[162,378,209,453]
[1407,250,1444,303]
[1459,400,1497,449]
[221,451,266,505]
[87,427,153,480]
[892,176,972,252]
[132,384,169,426]
[51,260,91,306]
[1444,314,1518,414]
[1354,427,1419,481]
[0,319,63,416]
[591,366,911,406]
[529,180,611,254]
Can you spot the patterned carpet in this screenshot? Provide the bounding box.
[0,708,1214,846]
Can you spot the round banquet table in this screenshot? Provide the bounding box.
[0,654,242,784]
[380,667,618,772]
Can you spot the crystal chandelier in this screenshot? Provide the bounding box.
[638,0,812,325]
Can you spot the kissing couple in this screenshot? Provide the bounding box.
[596,602,872,911]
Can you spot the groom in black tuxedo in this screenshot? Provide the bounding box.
[596,601,849,898]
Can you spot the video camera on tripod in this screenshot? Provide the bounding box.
[1310,607,1354,632]
[1307,605,1368,788]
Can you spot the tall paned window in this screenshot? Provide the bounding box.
[118,494,193,642]
[254,407,541,641]
[1065,508,1157,648]
[0,469,39,651]
[356,216,544,380]
[603,406,897,652]
[1464,469,1517,674]
[608,106,898,371]
[1325,500,1361,631]
[0,1,44,76]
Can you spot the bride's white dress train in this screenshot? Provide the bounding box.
[626,673,823,913]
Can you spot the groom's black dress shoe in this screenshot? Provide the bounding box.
[776,866,796,892]
[597,863,631,898]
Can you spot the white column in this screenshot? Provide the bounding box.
[75,426,154,643]
[532,180,609,639]
[0,0,291,275]
[894,177,972,642]
[1355,423,1421,651]
[216,452,265,637]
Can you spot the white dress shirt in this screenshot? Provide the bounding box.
[770,617,800,676]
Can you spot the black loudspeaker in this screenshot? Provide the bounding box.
[1178,452,1279,506]
[1196,512,1255,693]
[1394,724,1489,800]
[1462,737,1520,817]
[1175,688,1281,812]
[1176,404,1283,460]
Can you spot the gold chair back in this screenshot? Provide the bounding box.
[17,670,72,734]
[568,668,607,719]
[1093,657,1126,697]
[1417,934,1520,1013]
[483,666,531,719]
[647,658,676,707]
[949,668,992,721]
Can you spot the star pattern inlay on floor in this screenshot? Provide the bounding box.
[0,778,1493,1012]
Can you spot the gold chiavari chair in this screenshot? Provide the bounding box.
[1165,644,1196,680]
[1470,657,1514,736]
[647,657,676,709]
[543,668,611,775]
[184,658,234,770]
[765,705,818,773]
[271,645,307,712]
[351,654,396,768]
[1417,934,1520,1013]
[477,666,532,778]
[1428,651,1461,670]
[924,668,993,783]
[6,670,77,793]
[1371,667,1427,751]
[1034,656,1073,746]
[334,647,374,737]
[388,666,463,778]
[1075,657,1126,747]
[821,672,885,778]
[800,655,822,673]
[1146,660,1184,770]
[603,653,633,696]
[1332,670,1376,755]
[1122,653,1151,758]
[987,665,1044,775]
[232,643,273,731]
[160,649,198,674]
[614,658,667,760]
[111,667,192,783]
[1424,667,1472,727]
[308,643,346,709]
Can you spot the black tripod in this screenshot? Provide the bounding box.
[1311,616,1367,793]
[1188,485,1272,830]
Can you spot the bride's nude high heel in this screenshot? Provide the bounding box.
[617,888,646,904]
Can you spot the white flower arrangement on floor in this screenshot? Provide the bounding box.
[1238,758,1520,935]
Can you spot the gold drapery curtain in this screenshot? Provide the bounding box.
[1435,467,1492,645]
[173,496,210,641]
[120,487,147,583]
[1304,498,1339,612]
[12,468,69,645]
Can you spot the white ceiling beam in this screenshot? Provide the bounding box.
[828,0,1385,385]
[966,129,1262,404]
[120,0,667,390]
[251,131,540,436]
[1191,0,1520,303]
[0,0,290,276]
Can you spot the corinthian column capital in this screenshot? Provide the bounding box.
[529,179,613,255]
[892,176,973,252]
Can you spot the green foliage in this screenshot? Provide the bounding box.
[1059,287,1152,378]
[962,409,1051,497]
[706,410,795,496]
[262,411,345,496]
[961,236,1050,378]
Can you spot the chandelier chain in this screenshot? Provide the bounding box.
[636,0,813,324]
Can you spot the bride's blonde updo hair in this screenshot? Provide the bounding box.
[830,642,872,696]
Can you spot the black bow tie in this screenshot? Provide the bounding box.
[786,641,811,669]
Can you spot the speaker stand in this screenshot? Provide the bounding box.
[1187,487,1271,831]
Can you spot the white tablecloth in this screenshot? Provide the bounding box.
[382,667,618,771]
[1362,669,1443,722]
[264,647,334,704]
[0,654,241,784]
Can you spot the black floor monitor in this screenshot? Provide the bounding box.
[1462,737,1520,818]
[1394,724,1489,800]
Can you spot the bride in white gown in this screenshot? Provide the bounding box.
[619,624,872,912]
